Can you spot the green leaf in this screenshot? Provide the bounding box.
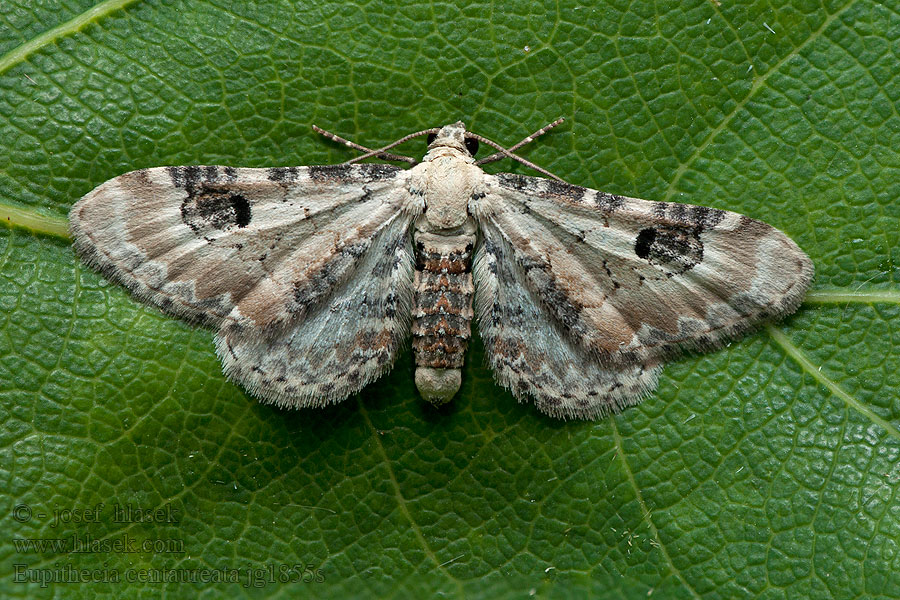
[2,0,900,597]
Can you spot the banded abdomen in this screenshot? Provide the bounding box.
[412,229,475,404]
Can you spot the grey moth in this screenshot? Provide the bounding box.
[70,120,813,419]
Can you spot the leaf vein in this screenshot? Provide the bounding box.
[661,0,859,202]
[0,0,144,76]
[357,398,462,591]
[611,420,702,599]
[767,324,900,441]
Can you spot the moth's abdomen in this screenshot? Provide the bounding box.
[412,230,475,405]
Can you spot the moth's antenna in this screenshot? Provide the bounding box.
[474,117,565,168]
[312,125,420,165]
[467,118,566,182]
[343,127,441,165]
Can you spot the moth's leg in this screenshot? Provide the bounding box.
[474,117,565,169]
[312,125,418,165]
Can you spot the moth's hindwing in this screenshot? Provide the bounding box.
[474,226,661,419]
[70,164,421,406]
[472,173,813,366]
[216,213,416,407]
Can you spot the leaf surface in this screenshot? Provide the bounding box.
[2,0,900,598]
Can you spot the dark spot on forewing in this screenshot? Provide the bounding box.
[497,173,537,192]
[181,189,252,233]
[669,203,689,222]
[166,165,212,192]
[120,168,153,190]
[692,205,726,229]
[634,225,703,274]
[652,201,727,230]
[356,163,401,180]
[634,228,656,259]
[308,163,400,183]
[183,166,203,191]
[309,164,352,182]
[267,166,300,182]
[595,192,624,211]
[166,166,184,188]
[233,197,251,226]
[546,179,585,203]
[497,173,590,205]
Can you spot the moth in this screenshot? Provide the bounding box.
[70,120,813,419]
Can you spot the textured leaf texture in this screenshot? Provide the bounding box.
[2,0,900,598]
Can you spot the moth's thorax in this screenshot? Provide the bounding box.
[413,149,482,230]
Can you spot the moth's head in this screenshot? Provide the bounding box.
[427,121,479,157]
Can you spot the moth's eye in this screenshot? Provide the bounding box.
[427,132,437,145]
[465,137,479,156]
